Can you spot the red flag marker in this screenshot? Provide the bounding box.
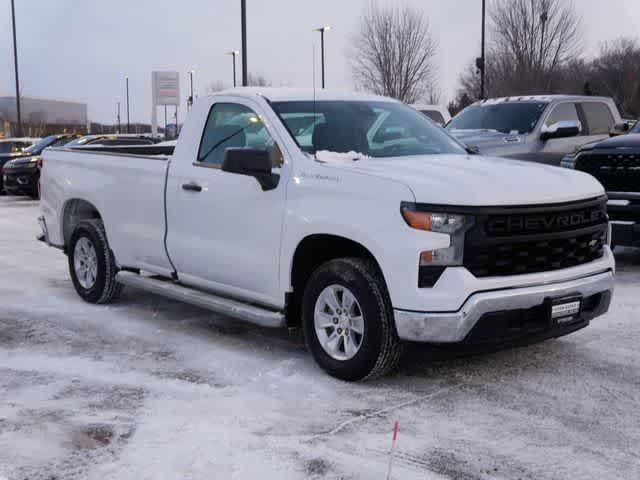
[387,421,399,480]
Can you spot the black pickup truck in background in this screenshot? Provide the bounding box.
[562,121,640,248]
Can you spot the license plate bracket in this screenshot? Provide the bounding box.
[550,296,582,324]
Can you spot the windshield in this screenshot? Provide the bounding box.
[271,100,466,158]
[23,135,62,154]
[447,102,548,134]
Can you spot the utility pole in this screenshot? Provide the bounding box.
[314,26,331,89]
[125,76,130,134]
[476,0,486,99]
[117,101,121,133]
[241,0,248,86]
[228,51,239,87]
[540,10,549,71]
[10,0,24,137]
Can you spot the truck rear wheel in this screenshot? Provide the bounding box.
[68,219,123,304]
[302,258,402,381]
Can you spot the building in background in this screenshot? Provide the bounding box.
[0,96,88,138]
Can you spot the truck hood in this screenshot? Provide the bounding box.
[447,129,526,151]
[579,132,640,152]
[331,154,604,206]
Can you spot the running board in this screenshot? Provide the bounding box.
[116,271,285,328]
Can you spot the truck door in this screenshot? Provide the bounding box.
[165,98,288,309]
[535,102,585,166]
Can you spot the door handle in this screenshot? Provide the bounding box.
[182,182,202,192]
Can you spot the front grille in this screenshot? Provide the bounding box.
[464,198,607,277]
[575,152,640,193]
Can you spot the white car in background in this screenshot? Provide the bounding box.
[411,104,451,126]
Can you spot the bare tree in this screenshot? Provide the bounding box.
[491,0,582,82]
[350,1,438,104]
[206,80,227,94]
[247,72,271,87]
[590,38,640,116]
[454,0,582,101]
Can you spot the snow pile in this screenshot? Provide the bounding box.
[314,150,370,163]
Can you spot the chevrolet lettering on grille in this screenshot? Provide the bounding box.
[486,209,606,235]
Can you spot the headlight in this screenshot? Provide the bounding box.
[401,203,475,266]
[560,151,579,169]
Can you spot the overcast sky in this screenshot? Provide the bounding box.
[2,0,639,124]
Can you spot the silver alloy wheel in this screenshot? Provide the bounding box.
[74,237,98,289]
[314,284,365,361]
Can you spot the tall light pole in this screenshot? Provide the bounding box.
[10,0,23,137]
[125,76,130,134]
[227,51,239,87]
[241,0,248,87]
[539,10,549,70]
[476,0,486,99]
[117,101,121,133]
[188,70,195,111]
[314,26,331,89]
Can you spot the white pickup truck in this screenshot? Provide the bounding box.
[39,88,615,381]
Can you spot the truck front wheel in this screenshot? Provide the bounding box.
[302,258,402,381]
[68,219,123,304]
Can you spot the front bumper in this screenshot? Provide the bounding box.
[2,168,39,194]
[394,270,614,343]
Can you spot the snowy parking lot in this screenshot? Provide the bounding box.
[0,195,639,480]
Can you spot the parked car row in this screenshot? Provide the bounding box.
[1,134,161,198]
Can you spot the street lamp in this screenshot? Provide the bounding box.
[188,69,195,111]
[10,0,23,137]
[125,76,130,134]
[116,101,121,133]
[227,51,239,87]
[313,26,331,89]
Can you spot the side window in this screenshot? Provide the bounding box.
[581,102,614,135]
[421,110,445,125]
[198,103,275,166]
[545,103,580,128]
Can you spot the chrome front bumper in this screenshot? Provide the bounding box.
[394,270,614,343]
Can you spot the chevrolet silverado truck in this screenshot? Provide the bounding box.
[562,120,640,247]
[39,88,615,381]
[447,95,621,166]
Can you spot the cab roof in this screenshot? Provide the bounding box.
[212,87,398,103]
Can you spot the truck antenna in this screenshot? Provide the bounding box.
[313,44,317,161]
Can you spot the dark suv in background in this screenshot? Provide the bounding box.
[562,120,640,248]
[1,134,77,196]
[447,95,622,166]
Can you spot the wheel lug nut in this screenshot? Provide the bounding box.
[337,328,342,334]
[333,317,338,324]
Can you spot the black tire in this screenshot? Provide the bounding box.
[302,257,402,381]
[68,219,123,304]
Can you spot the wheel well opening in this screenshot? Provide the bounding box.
[287,234,381,327]
[62,199,101,249]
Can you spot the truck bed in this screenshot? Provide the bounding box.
[41,147,175,275]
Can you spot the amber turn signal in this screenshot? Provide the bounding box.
[401,207,431,231]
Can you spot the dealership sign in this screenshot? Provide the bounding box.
[152,71,180,106]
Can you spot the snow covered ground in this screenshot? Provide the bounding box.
[0,195,638,480]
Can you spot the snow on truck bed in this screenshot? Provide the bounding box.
[0,196,639,479]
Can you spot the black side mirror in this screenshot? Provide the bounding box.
[609,122,630,137]
[221,147,279,191]
[540,120,581,141]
